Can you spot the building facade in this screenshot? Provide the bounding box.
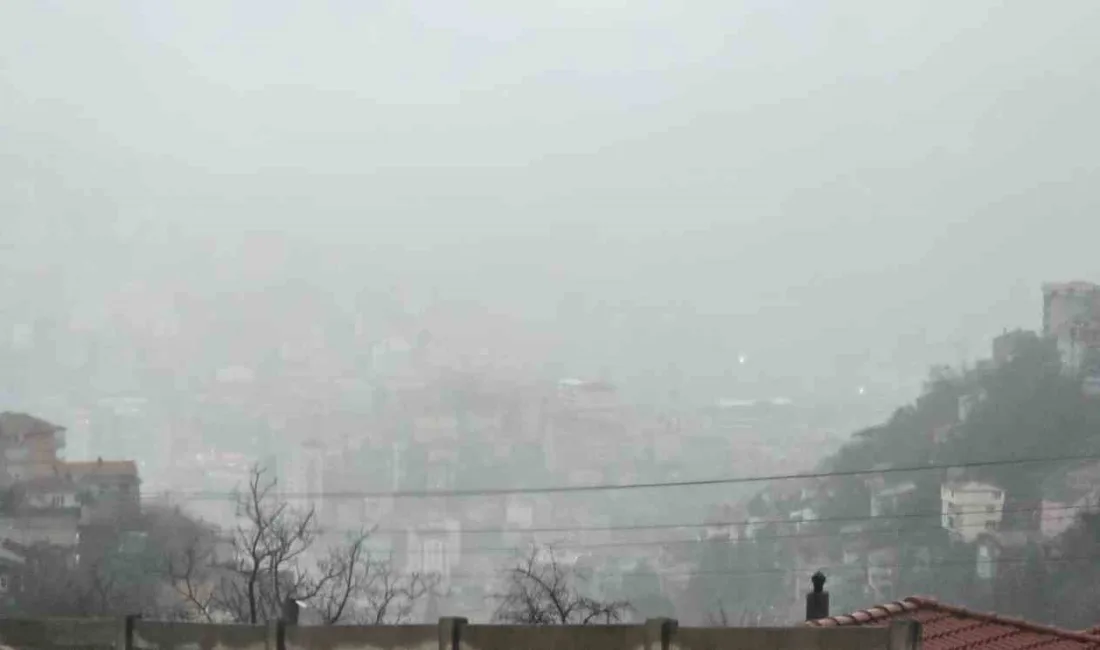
[1042,281,1100,371]
[941,481,1005,543]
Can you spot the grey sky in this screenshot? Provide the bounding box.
[2,0,1099,399]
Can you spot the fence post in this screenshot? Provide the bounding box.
[117,615,138,650]
[266,619,286,650]
[887,620,922,650]
[644,617,678,650]
[437,617,467,650]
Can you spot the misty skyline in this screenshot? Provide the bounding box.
[3,0,1099,397]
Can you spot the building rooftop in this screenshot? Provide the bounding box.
[1043,281,1100,295]
[62,459,139,479]
[22,474,79,492]
[807,596,1100,650]
[0,412,64,437]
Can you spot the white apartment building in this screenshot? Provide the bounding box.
[941,481,1005,543]
[406,518,462,587]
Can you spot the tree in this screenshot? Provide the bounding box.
[167,464,434,624]
[493,545,630,625]
[310,533,436,625]
[8,506,201,618]
[685,535,783,626]
[1045,511,1100,629]
[13,542,116,616]
[706,604,771,627]
[947,335,1094,501]
[619,560,675,620]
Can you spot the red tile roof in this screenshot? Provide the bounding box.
[807,597,1100,650]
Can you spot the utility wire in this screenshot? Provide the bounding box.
[180,498,1092,538]
[396,507,1086,555]
[441,551,1100,582]
[352,501,1082,536]
[198,504,1090,554]
[140,452,1097,501]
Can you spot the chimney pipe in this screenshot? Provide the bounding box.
[806,571,829,621]
[281,596,300,625]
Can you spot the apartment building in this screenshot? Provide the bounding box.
[941,481,1005,543]
[1043,281,1100,372]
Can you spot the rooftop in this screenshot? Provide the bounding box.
[1043,281,1100,295]
[22,475,79,492]
[62,459,139,479]
[0,412,64,437]
[807,596,1100,650]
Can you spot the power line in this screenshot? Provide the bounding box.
[413,507,1086,555]
[140,452,1097,501]
[381,501,1086,537]
[441,552,1100,582]
[196,504,1091,555]
[174,498,1092,538]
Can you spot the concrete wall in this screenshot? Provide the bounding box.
[675,624,915,650]
[0,617,117,649]
[133,621,267,650]
[462,623,647,650]
[0,617,919,650]
[287,624,437,650]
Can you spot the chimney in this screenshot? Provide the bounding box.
[806,571,829,621]
[281,596,300,625]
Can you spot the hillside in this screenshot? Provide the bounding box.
[684,332,1100,627]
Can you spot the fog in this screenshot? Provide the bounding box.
[1,0,1100,623]
[4,0,1097,405]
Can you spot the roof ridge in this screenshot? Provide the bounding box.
[811,595,1100,643]
[805,600,919,627]
[61,459,137,467]
[904,597,1100,643]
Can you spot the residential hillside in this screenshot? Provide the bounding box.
[683,331,1100,628]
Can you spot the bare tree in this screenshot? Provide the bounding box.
[493,545,630,625]
[312,533,438,624]
[705,601,774,627]
[163,526,223,621]
[18,536,164,619]
[166,464,434,624]
[221,465,322,623]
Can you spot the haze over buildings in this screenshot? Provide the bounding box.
[3,0,1099,408]
[0,0,1099,626]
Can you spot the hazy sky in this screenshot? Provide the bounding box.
[2,1,1099,396]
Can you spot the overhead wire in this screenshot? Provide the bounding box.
[440,552,1100,581]
[194,503,1093,555]
[352,501,1089,537]
[140,452,1098,501]
[397,505,1088,555]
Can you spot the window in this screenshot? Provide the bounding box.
[992,490,1002,499]
[0,575,9,593]
[985,521,997,530]
[423,539,446,575]
[50,495,64,508]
